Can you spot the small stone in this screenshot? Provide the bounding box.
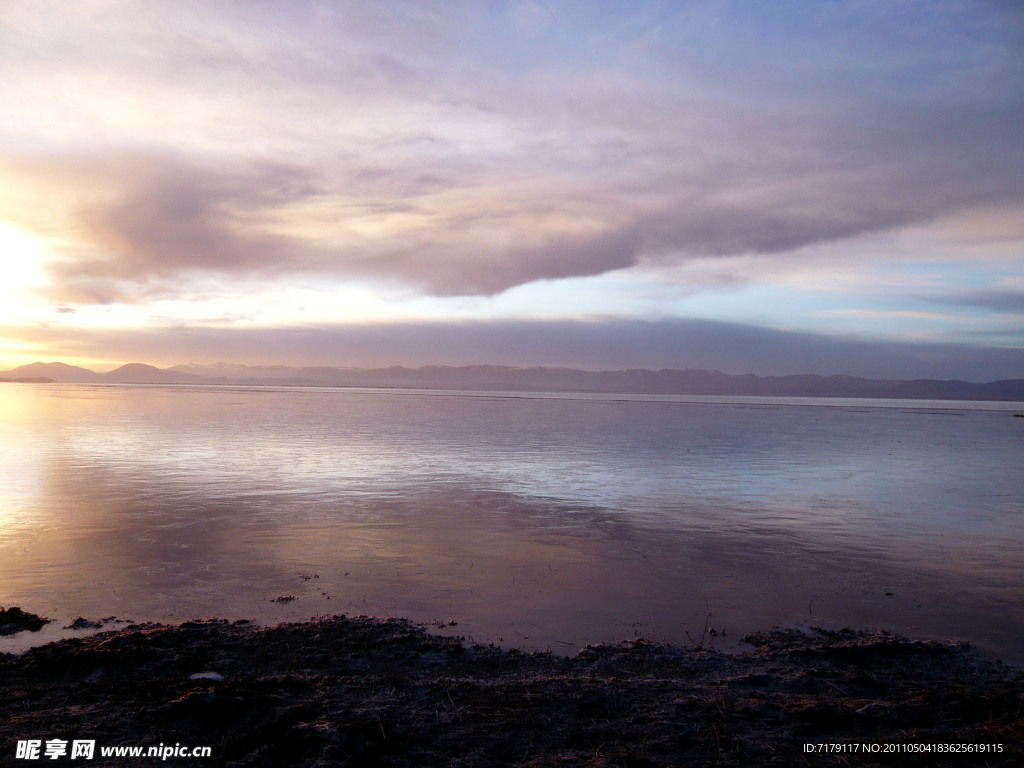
[189,672,225,681]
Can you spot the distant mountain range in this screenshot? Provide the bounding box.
[2,361,1024,401]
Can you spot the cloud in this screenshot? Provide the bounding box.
[39,154,320,302]
[26,99,1024,303]
[3,2,1023,304]
[924,289,1024,315]
[821,309,959,322]
[7,316,1024,381]
[4,3,1019,301]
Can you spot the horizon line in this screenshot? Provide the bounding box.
[5,358,1024,387]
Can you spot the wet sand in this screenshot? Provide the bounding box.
[2,613,1022,767]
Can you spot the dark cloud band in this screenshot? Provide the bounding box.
[7,317,1023,382]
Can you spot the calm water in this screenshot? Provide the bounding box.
[1,383,1023,662]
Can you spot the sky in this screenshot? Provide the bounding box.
[1,0,1022,380]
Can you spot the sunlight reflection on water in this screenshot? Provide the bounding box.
[1,383,1022,662]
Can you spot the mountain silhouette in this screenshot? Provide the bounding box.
[3,361,1023,401]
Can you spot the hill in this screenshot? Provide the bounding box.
[102,363,206,385]
[0,362,103,382]
[2,361,1023,401]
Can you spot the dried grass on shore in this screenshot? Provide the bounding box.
[2,615,1022,767]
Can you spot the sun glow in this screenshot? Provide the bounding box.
[0,222,47,304]
[0,222,55,368]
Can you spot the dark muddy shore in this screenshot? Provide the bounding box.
[1,615,1022,767]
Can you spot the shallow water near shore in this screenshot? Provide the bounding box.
[1,383,1022,663]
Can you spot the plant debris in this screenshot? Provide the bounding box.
[1,616,1021,766]
[0,606,50,636]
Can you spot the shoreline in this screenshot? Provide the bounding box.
[2,614,1022,766]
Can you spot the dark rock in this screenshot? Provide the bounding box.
[0,606,50,635]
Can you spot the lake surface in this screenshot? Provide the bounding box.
[2,383,1023,663]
